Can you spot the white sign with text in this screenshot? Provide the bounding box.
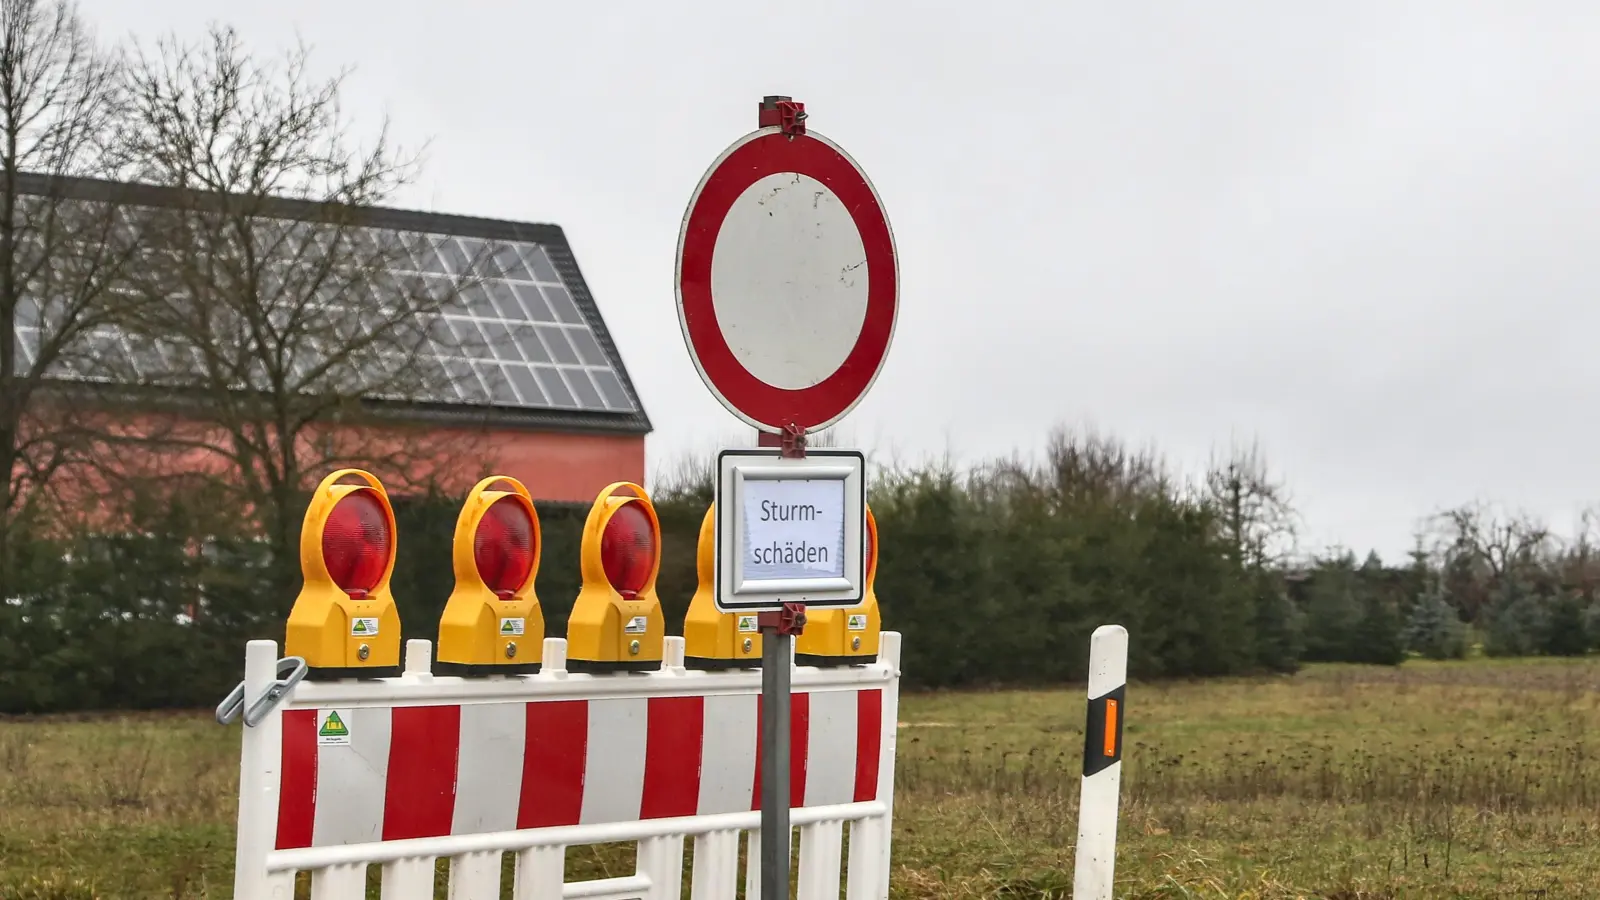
[714,448,866,612]
[741,478,847,581]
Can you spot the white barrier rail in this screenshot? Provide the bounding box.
[230,632,902,900]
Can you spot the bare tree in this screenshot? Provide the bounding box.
[1204,438,1298,571]
[1425,501,1553,622]
[0,0,136,593]
[1433,502,1552,579]
[109,25,488,586]
[1557,505,1600,598]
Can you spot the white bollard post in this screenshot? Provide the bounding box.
[1072,624,1128,900]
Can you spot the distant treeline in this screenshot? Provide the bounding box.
[2,428,1596,714]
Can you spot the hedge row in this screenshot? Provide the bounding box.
[0,441,1367,713]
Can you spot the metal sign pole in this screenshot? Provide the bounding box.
[759,618,790,900]
[756,426,807,900]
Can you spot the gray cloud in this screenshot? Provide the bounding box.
[79,0,1600,560]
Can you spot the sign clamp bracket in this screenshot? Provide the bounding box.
[759,95,807,136]
[758,602,808,637]
[758,420,809,459]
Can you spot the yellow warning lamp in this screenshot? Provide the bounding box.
[435,475,545,677]
[285,469,402,680]
[796,503,881,667]
[566,481,666,673]
[683,503,762,670]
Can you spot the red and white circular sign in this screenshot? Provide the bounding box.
[675,126,898,433]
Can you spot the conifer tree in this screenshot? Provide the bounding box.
[1484,577,1548,657]
[1404,580,1467,660]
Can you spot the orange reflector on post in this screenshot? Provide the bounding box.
[1082,684,1125,778]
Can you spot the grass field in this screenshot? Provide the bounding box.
[6,658,1600,899]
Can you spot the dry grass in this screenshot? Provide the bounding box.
[6,658,1600,898]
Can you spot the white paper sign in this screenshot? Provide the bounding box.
[739,478,847,581]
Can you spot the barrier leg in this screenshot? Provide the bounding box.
[639,834,686,900]
[309,863,366,899]
[743,831,761,900]
[843,816,886,900]
[690,830,740,900]
[512,846,565,900]
[1071,624,1128,900]
[797,820,844,900]
[449,851,503,899]
[381,858,435,900]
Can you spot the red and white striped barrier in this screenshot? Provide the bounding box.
[230,632,902,900]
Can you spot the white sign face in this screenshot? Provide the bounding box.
[711,172,870,391]
[714,449,867,613]
[741,478,847,581]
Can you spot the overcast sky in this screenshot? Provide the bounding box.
[77,1,1600,563]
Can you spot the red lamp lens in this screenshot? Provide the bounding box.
[475,495,535,598]
[321,490,390,599]
[600,502,654,599]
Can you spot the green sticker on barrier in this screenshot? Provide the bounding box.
[318,709,351,746]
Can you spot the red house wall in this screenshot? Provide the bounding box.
[39,409,645,532]
[446,427,646,503]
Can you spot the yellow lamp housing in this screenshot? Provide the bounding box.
[683,503,763,670]
[796,503,881,667]
[435,475,546,677]
[566,481,666,673]
[285,469,403,680]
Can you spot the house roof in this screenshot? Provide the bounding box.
[12,172,652,436]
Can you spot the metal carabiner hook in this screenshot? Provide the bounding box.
[244,657,308,727]
[215,680,247,725]
[215,656,308,727]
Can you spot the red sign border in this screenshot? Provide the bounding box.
[675,128,898,433]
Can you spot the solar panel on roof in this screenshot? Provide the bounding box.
[423,234,636,412]
[18,207,641,417]
[355,229,640,414]
[15,327,36,367]
[535,367,576,408]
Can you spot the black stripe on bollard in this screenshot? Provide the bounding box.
[1082,683,1126,777]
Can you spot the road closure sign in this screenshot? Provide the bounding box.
[675,117,899,435]
[714,448,866,612]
